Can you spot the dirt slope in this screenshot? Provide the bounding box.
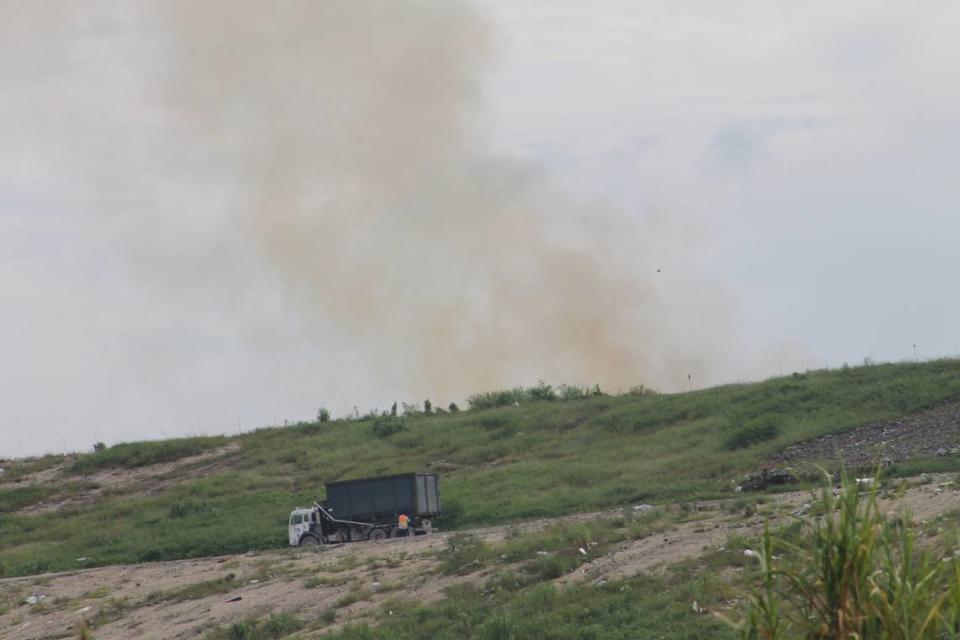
[3,476,957,640]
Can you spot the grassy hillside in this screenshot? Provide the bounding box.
[2,360,960,578]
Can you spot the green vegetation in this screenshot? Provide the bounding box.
[66,435,228,475]
[466,381,603,410]
[204,613,304,640]
[726,475,960,639]
[142,573,239,605]
[0,485,56,514]
[328,575,735,640]
[304,574,350,589]
[2,360,960,577]
[437,510,673,580]
[321,476,960,640]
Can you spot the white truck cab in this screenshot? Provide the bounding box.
[288,508,317,546]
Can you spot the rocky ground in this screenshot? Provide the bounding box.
[775,401,960,467]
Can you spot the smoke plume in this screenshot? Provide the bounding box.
[3,0,734,406]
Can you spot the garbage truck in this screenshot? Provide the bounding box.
[288,472,441,546]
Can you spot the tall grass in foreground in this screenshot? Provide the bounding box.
[727,474,960,639]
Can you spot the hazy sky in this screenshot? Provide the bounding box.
[2,1,958,457]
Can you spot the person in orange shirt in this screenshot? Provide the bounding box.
[398,513,410,537]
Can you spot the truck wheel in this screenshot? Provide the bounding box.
[389,527,402,539]
[368,528,387,542]
[299,534,320,547]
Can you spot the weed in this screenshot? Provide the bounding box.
[725,473,960,639]
[438,533,489,575]
[304,574,350,589]
[142,573,238,605]
[205,613,303,640]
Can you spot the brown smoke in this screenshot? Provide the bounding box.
[4,1,734,403]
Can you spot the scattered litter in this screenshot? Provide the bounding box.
[225,596,242,603]
[692,600,707,614]
[632,504,654,513]
[24,594,47,605]
[535,551,550,557]
[792,503,812,517]
[249,579,259,584]
[855,478,874,489]
[743,549,758,559]
[578,547,588,556]
[75,557,91,562]
[77,606,92,613]
[592,576,607,587]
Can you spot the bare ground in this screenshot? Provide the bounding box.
[3,476,958,640]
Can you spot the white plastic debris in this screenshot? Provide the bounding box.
[24,594,47,605]
[743,549,758,558]
[578,547,588,556]
[692,600,707,614]
[632,504,654,513]
[78,606,92,613]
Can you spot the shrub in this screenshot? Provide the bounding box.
[723,423,779,451]
[448,402,460,412]
[627,384,659,396]
[434,499,464,530]
[317,408,331,423]
[261,613,303,637]
[93,442,106,453]
[370,417,405,438]
[206,613,304,640]
[424,399,432,415]
[439,533,489,575]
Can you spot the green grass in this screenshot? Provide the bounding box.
[204,613,304,640]
[67,435,228,475]
[328,576,735,640]
[2,360,960,577]
[0,485,57,514]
